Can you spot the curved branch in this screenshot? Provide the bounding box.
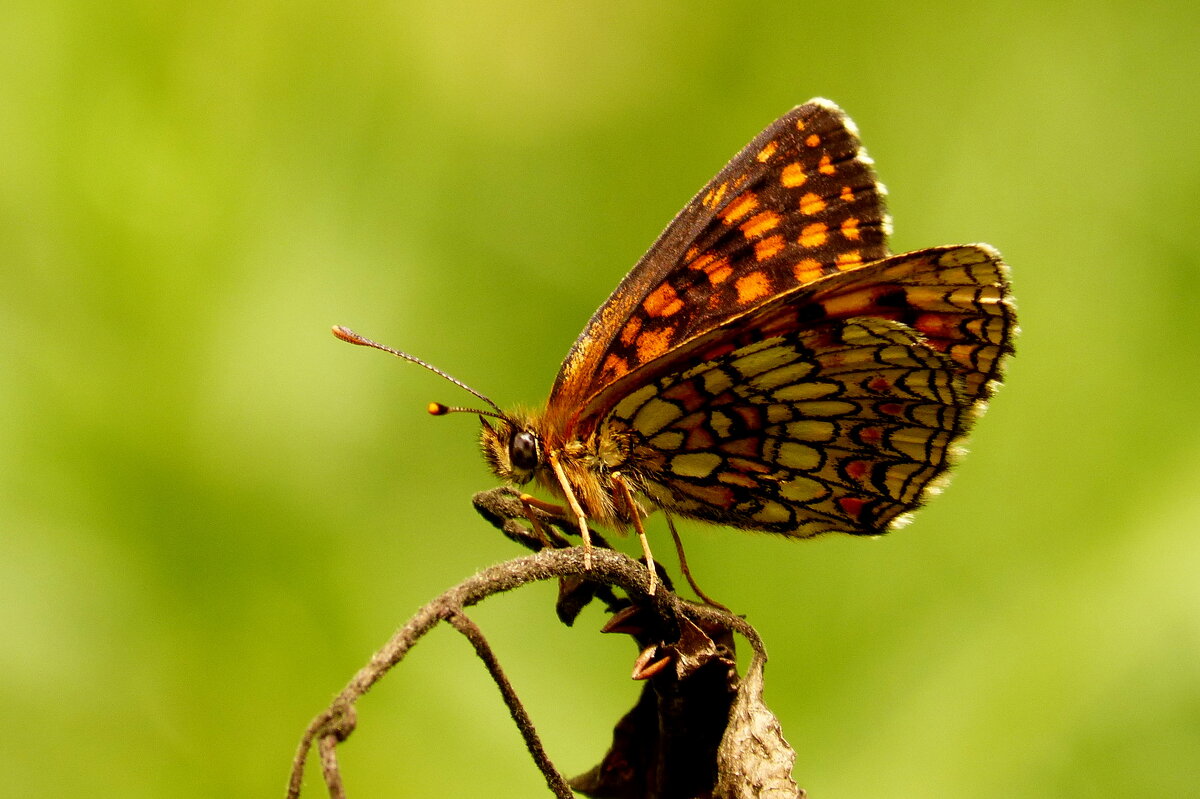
[444,610,574,799]
[286,546,770,798]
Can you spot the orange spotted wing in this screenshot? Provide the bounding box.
[541,99,1015,536]
[549,99,890,425]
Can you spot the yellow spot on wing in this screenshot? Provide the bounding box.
[752,501,791,525]
[740,210,781,239]
[612,382,656,420]
[775,390,848,408]
[805,133,821,148]
[799,192,826,215]
[633,395,683,436]
[735,271,772,304]
[749,360,815,390]
[719,191,759,224]
[671,452,722,478]
[709,410,733,438]
[755,140,778,162]
[840,185,855,203]
[754,235,785,262]
[835,251,863,270]
[690,252,733,284]
[619,315,642,345]
[703,181,729,209]
[779,475,826,502]
[635,326,674,363]
[840,217,861,240]
[643,282,684,317]
[776,441,820,469]
[799,222,828,249]
[602,352,630,379]
[731,344,797,377]
[793,258,822,282]
[707,261,733,284]
[784,420,836,441]
[700,368,734,395]
[781,162,807,188]
[650,430,685,450]
[818,154,836,175]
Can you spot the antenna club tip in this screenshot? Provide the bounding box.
[331,325,363,345]
[428,402,450,416]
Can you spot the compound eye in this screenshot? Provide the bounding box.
[509,430,540,473]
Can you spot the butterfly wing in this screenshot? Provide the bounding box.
[537,98,1015,536]
[546,99,890,435]
[597,245,1016,536]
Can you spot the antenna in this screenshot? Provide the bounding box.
[331,325,507,418]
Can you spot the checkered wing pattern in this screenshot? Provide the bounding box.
[595,245,1014,536]
[521,99,1015,538]
[548,99,890,432]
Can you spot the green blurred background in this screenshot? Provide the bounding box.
[3,1,1198,796]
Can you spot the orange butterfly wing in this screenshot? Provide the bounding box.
[546,99,890,436]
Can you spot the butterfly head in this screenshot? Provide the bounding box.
[477,411,542,485]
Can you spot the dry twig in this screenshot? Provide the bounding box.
[287,492,801,798]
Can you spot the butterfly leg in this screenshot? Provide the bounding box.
[664,511,727,610]
[548,450,593,569]
[517,494,558,549]
[611,472,658,596]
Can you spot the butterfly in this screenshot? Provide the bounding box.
[336,98,1016,587]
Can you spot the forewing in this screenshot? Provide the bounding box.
[597,245,1015,537]
[548,99,889,428]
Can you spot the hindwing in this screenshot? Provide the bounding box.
[595,245,1015,536]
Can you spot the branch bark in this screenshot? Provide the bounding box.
[287,543,801,798]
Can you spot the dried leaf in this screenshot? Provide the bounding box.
[713,658,804,799]
[575,616,740,798]
[667,615,720,680]
[556,576,597,625]
[570,682,657,798]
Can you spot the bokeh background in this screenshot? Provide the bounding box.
[3,2,1198,796]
